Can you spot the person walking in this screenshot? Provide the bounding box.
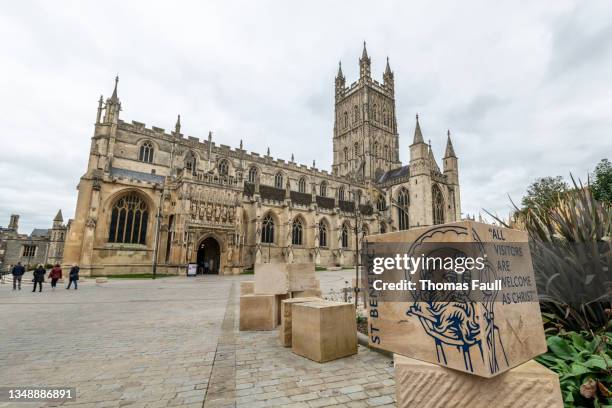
[32,264,46,293]
[48,264,62,289]
[11,262,25,290]
[67,265,79,290]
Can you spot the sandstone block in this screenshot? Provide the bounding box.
[239,294,277,331]
[275,293,289,326]
[279,297,320,347]
[240,280,254,295]
[291,289,322,298]
[394,354,563,408]
[365,221,547,378]
[254,263,316,295]
[292,301,357,362]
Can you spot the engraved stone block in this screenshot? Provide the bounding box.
[365,221,547,378]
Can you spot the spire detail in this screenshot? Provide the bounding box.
[53,209,63,223]
[175,114,181,134]
[359,41,371,78]
[444,130,457,158]
[337,61,344,79]
[413,114,424,144]
[385,57,392,74]
[428,140,440,172]
[110,75,119,101]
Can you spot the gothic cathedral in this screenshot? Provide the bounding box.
[62,44,461,276]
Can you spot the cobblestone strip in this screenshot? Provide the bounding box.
[203,282,237,407]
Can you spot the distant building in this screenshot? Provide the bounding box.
[0,211,67,270]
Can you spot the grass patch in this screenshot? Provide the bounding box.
[92,274,174,279]
[240,269,254,275]
[315,266,327,271]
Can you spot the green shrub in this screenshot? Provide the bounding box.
[490,176,611,332]
[536,331,611,407]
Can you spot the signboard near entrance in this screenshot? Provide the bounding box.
[187,263,198,276]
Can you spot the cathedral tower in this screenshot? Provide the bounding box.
[332,43,400,181]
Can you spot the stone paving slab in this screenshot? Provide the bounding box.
[0,270,395,407]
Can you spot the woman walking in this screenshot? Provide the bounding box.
[48,264,62,289]
[32,264,46,292]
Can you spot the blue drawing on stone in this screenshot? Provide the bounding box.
[405,226,509,374]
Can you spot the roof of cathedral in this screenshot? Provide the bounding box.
[110,167,165,184]
[53,209,63,222]
[30,229,49,238]
[376,165,410,184]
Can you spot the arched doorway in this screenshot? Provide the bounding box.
[196,237,221,274]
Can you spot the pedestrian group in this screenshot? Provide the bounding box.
[9,261,80,292]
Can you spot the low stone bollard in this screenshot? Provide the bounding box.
[239,294,277,331]
[240,281,254,296]
[279,297,320,347]
[291,300,357,362]
[95,277,108,284]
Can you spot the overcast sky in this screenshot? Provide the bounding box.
[1,1,611,233]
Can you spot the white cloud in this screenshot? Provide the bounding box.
[0,0,610,232]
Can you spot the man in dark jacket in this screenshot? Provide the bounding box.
[11,262,25,290]
[32,264,46,292]
[67,265,79,290]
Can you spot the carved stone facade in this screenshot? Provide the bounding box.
[63,45,461,276]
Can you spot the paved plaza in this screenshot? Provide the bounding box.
[0,271,395,408]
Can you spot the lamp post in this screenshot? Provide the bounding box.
[152,180,165,279]
[345,188,364,308]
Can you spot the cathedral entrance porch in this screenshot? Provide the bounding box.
[197,237,221,274]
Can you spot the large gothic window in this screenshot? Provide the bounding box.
[344,147,349,162]
[344,112,348,128]
[274,172,284,189]
[341,223,349,248]
[432,185,445,225]
[383,108,388,126]
[380,222,387,234]
[354,142,359,159]
[248,166,258,183]
[373,142,379,157]
[397,188,409,230]
[261,214,274,244]
[138,141,154,163]
[298,177,306,193]
[383,145,389,161]
[185,151,196,172]
[353,105,359,122]
[291,218,303,245]
[218,159,229,176]
[108,194,149,244]
[319,181,327,197]
[338,187,345,201]
[318,220,328,247]
[373,104,378,121]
